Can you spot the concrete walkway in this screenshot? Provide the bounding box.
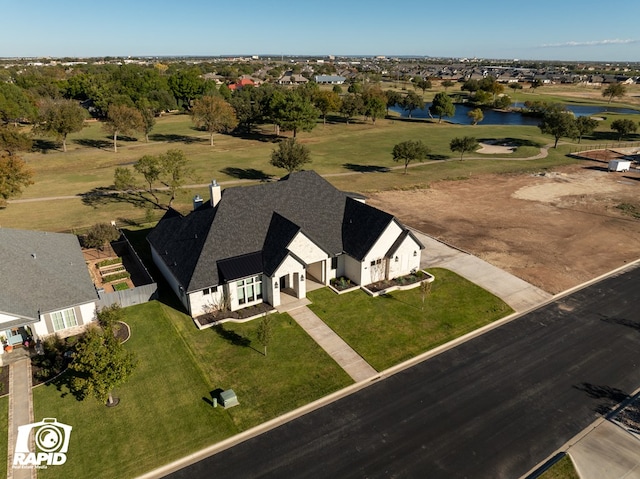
[412,229,553,312]
[7,358,35,479]
[286,306,378,383]
[567,420,640,479]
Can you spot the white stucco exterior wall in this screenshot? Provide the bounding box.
[360,221,404,285]
[287,231,329,265]
[387,235,423,279]
[189,287,224,317]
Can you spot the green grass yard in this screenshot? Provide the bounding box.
[33,300,351,479]
[308,268,513,371]
[0,395,7,478]
[538,455,579,479]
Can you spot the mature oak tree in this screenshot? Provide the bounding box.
[538,107,578,148]
[450,136,479,160]
[575,116,599,143]
[314,90,342,125]
[400,91,423,119]
[0,126,32,155]
[392,140,430,174]
[602,83,626,104]
[103,104,144,153]
[429,92,455,123]
[0,153,34,207]
[611,118,638,141]
[271,92,318,137]
[35,99,87,152]
[340,93,364,124]
[84,223,120,250]
[191,95,238,146]
[270,138,311,173]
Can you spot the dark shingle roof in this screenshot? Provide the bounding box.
[0,228,98,320]
[148,171,412,292]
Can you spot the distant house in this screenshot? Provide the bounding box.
[0,228,99,356]
[148,171,424,319]
[314,75,346,85]
[228,76,260,91]
[277,71,309,85]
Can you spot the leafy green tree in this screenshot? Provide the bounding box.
[602,83,626,104]
[364,96,386,124]
[472,90,493,106]
[35,99,87,152]
[270,138,311,173]
[314,90,341,124]
[441,80,455,91]
[332,85,343,95]
[385,90,402,115]
[413,77,432,97]
[256,316,273,356]
[103,104,144,152]
[218,83,232,100]
[530,79,544,91]
[429,92,455,123]
[392,140,430,174]
[114,149,193,209]
[467,108,484,125]
[96,304,123,332]
[0,126,32,155]
[538,109,578,148]
[270,92,319,137]
[191,95,238,146]
[611,119,637,141]
[450,136,479,160]
[168,68,205,110]
[494,95,512,109]
[400,91,423,118]
[575,116,599,143]
[148,89,177,113]
[461,79,480,93]
[340,93,364,124]
[0,153,34,207]
[0,83,37,125]
[347,82,363,94]
[69,326,137,406]
[508,83,523,95]
[84,223,120,250]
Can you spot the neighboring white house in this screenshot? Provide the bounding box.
[314,75,346,85]
[0,228,99,359]
[148,171,424,318]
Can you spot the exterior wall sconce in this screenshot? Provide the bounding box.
[395,256,399,262]
[274,282,278,288]
[413,251,417,257]
[300,275,304,282]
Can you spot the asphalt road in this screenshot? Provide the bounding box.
[166,264,640,479]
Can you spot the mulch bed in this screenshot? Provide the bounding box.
[366,273,425,293]
[113,321,131,343]
[198,303,274,327]
[0,365,9,396]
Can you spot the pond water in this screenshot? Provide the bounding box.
[390,102,640,126]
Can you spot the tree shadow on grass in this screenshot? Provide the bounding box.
[220,167,272,181]
[74,138,112,150]
[477,137,542,148]
[149,133,206,144]
[342,163,391,173]
[32,138,59,153]
[45,369,85,401]
[212,324,263,354]
[80,186,153,210]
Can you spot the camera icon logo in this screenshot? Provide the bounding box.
[13,418,72,468]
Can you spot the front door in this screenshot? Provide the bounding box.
[279,275,287,290]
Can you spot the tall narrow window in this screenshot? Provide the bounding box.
[236,276,262,306]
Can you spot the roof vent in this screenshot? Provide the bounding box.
[31,253,37,259]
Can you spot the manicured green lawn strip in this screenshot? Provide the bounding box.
[34,301,238,479]
[307,268,513,371]
[538,455,579,479]
[162,304,353,431]
[33,300,351,478]
[0,395,7,478]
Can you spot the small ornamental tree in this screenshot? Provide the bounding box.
[270,138,311,173]
[191,95,238,146]
[450,136,479,160]
[69,326,137,406]
[467,108,484,125]
[35,99,87,152]
[538,108,578,148]
[602,83,626,104]
[392,140,430,174]
[256,316,273,356]
[103,104,144,153]
[575,116,598,143]
[84,223,120,250]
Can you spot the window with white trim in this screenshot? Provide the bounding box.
[236,276,262,305]
[51,308,78,331]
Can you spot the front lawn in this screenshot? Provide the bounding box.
[0,395,7,478]
[308,268,513,371]
[33,300,351,478]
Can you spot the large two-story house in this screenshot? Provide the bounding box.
[148,171,424,318]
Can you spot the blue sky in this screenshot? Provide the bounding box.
[2,0,639,62]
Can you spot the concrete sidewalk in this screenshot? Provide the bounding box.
[412,229,553,312]
[7,358,35,479]
[567,420,640,479]
[287,306,377,383]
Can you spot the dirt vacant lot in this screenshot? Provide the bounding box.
[368,159,640,294]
